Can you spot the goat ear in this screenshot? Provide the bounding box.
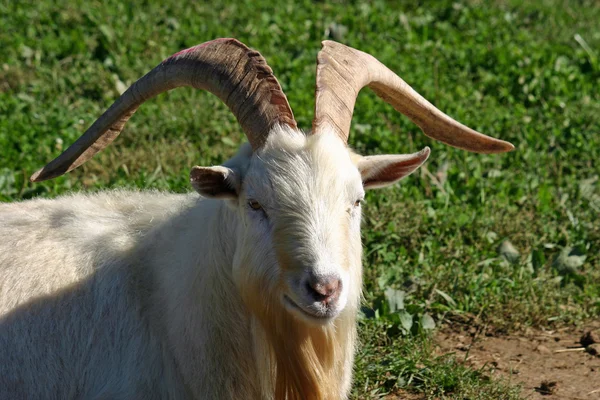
[190,166,240,199]
[358,147,430,189]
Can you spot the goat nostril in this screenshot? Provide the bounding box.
[321,279,340,296]
[306,277,341,303]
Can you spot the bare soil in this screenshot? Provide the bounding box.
[385,390,425,400]
[436,321,600,399]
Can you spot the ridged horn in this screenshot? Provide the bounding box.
[313,40,513,153]
[31,38,296,182]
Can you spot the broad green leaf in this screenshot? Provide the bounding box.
[384,288,405,313]
[421,313,436,330]
[552,246,586,275]
[221,137,237,147]
[399,311,413,333]
[485,231,498,244]
[498,240,520,264]
[435,289,457,308]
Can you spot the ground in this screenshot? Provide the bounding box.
[437,322,600,399]
[1,0,599,398]
[386,323,600,399]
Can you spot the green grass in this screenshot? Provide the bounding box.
[1,0,599,398]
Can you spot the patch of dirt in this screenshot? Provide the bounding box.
[436,321,600,399]
[385,389,425,399]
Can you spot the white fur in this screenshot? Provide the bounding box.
[0,125,415,399]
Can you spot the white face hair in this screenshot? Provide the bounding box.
[191,125,430,325]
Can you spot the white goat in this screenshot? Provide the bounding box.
[0,38,513,399]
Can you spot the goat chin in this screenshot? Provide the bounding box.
[243,278,358,400]
[0,188,357,399]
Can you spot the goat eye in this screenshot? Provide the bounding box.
[354,199,362,207]
[248,200,262,211]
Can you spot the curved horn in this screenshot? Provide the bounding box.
[313,41,513,153]
[31,38,296,182]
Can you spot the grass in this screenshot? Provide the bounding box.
[1,0,599,398]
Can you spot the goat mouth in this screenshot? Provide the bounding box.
[283,295,333,322]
